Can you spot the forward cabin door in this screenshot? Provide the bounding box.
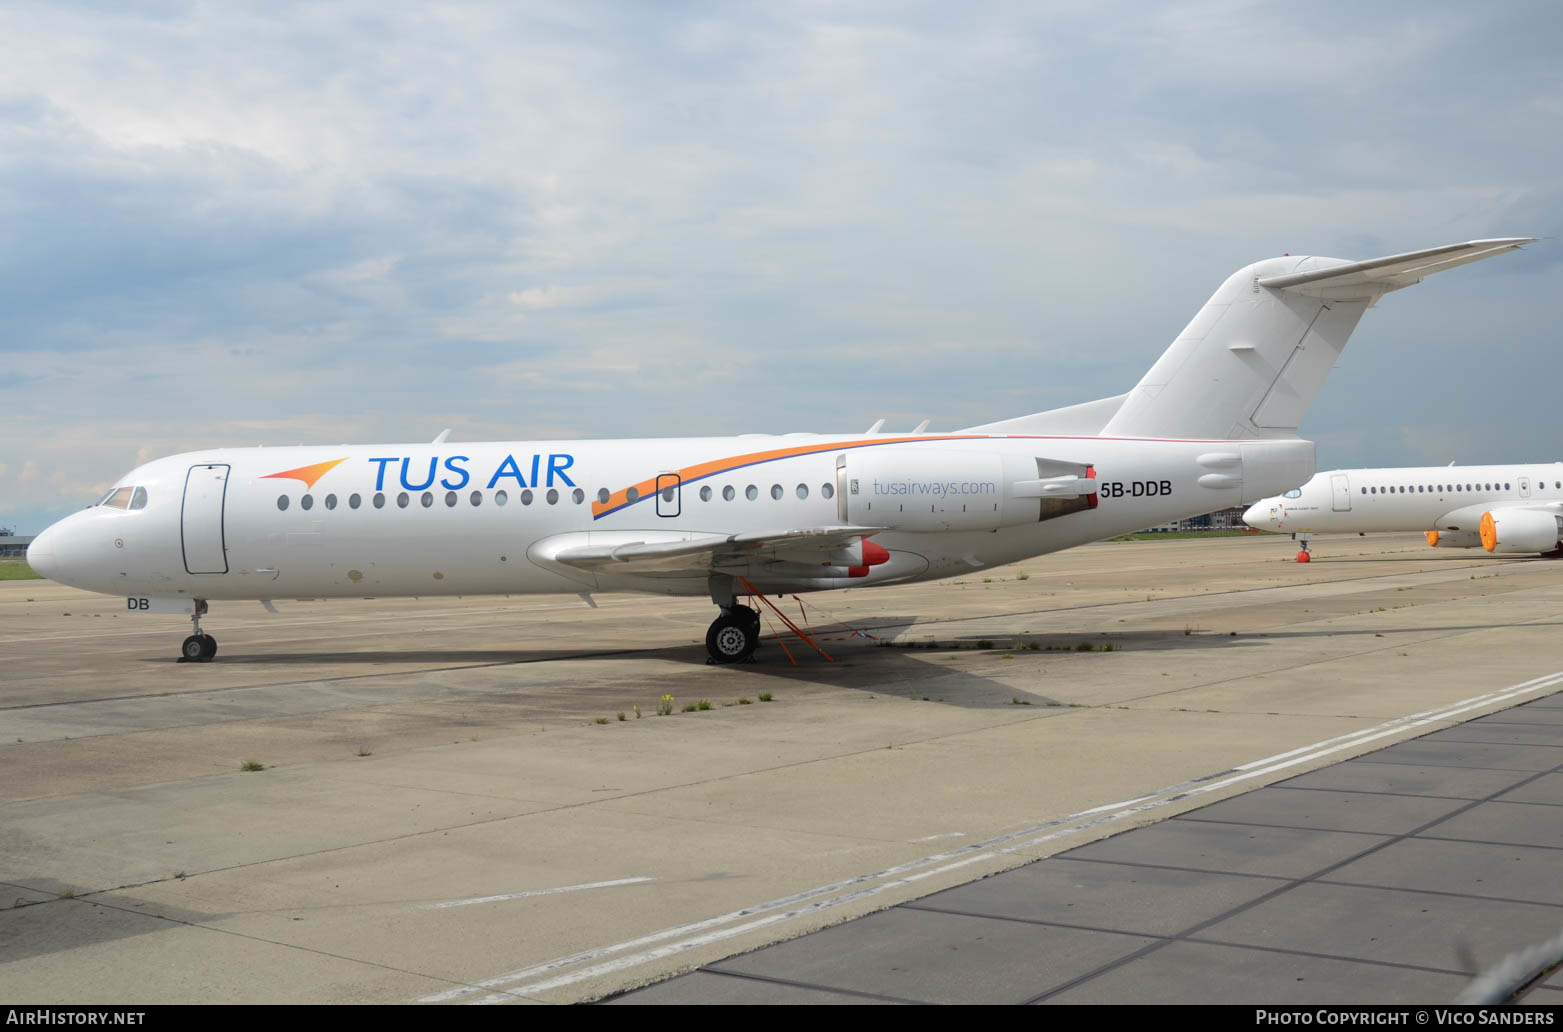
[1330,473,1351,512]
[182,464,230,574]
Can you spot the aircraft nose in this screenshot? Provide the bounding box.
[26,523,61,580]
[1241,504,1268,530]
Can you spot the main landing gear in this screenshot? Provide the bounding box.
[179,600,216,662]
[706,603,760,664]
[705,574,760,664]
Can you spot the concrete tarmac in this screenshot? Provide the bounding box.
[2,531,1561,1003]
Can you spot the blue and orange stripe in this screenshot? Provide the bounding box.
[590,435,991,520]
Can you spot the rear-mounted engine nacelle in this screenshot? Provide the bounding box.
[839,450,1096,533]
[1479,509,1563,554]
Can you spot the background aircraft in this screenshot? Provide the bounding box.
[29,239,1534,664]
[1244,464,1563,557]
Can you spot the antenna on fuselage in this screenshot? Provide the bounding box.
[433,428,452,444]
[865,419,885,434]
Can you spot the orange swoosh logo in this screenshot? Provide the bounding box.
[262,458,347,490]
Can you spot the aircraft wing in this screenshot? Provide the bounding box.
[545,525,885,576]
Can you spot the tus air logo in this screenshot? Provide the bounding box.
[262,454,578,493]
[261,458,347,490]
[367,454,577,491]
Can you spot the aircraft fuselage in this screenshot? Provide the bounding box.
[31,433,1308,602]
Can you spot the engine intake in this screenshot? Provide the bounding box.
[1479,509,1563,554]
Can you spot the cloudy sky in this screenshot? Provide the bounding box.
[3,1,1560,533]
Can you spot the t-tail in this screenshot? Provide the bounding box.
[1097,239,1536,441]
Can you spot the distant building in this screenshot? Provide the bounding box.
[1138,506,1251,533]
[0,527,34,557]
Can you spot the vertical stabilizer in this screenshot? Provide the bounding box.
[1098,239,1534,441]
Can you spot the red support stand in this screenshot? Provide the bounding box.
[736,576,835,663]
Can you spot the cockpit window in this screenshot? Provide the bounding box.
[1282,489,1302,499]
[129,487,148,510]
[102,486,134,509]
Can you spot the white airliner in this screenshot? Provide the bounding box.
[28,238,1534,664]
[1243,464,1563,557]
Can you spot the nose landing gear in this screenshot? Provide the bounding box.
[178,600,217,662]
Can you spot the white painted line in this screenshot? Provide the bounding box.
[424,877,654,910]
[418,670,1563,1005]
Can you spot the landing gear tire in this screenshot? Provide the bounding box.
[730,603,761,635]
[180,634,217,663]
[706,613,758,664]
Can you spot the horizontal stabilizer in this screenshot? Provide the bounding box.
[1257,238,1537,301]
